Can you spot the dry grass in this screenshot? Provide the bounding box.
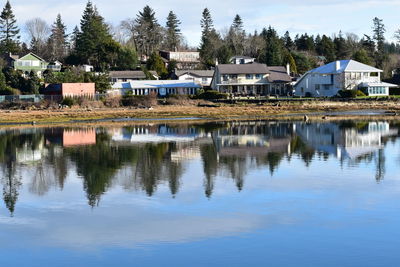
[0,101,399,125]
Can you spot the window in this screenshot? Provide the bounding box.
[315,84,320,90]
[202,77,207,83]
[223,75,228,81]
[324,85,330,90]
[246,74,254,79]
[255,74,262,79]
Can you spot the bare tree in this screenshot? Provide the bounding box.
[25,18,50,57]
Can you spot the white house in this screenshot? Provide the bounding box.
[174,70,214,88]
[109,80,201,96]
[294,60,397,97]
[211,63,293,96]
[230,56,256,65]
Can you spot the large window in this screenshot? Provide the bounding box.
[246,74,254,80]
[255,74,262,79]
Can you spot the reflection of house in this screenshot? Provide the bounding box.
[294,60,397,97]
[109,70,159,83]
[110,125,202,143]
[211,63,293,96]
[213,122,294,156]
[294,122,397,159]
[45,128,96,147]
[173,70,214,88]
[109,80,201,96]
[159,50,200,70]
[16,140,45,164]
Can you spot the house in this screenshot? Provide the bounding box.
[7,52,62,76]
[43,83,95,98]
[211,63,293,96]
[173,70,214,88]
[230,56,255,65]
[79,64,94,72]
[109,80,201,96]
[109,70,159,83]
[294,60,397,97]
[159,50,200,70]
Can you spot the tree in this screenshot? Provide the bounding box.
[74,1,118,70]
[199,8,221,67]
[282,31,294,51]
[114,46,138,70]
[25,18,50,58]
[48,14,69,62]
[146,52,167,78]
[352,49,373,65]
[0,0,19,54]
[262,26,283,66]
[372,17,386,68]
[227,14,245,55]
[165,11,181,51]
[133,5,162,57]
[334,31,350,59]
[316,35,335,62]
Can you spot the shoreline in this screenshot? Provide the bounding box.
[1,101,400,126]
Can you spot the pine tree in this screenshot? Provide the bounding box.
[48,14,68,61]
[227,14,245,55]
[282,31,294,51]
[263,26,283,66]
[74,1,119,70]
[316,35,336,62]
[199,8,221,67]
[372,17,386,68]
[165,11,181,51]
[0,0,19,54]
[334,31,350,59]
[134,5,162,56]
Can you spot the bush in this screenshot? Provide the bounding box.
[356,90,366,97]
[61,97,75,107]
[389,87,400,95]
[337,90,358,98]
[103,96,121,107]
[121,92,157,107]
[196,90,228,100]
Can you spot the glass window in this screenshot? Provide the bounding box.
[255,74,262,79]
[315,84,320,90]
[246,74,253,79]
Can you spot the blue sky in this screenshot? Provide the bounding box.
[8,0,400,46]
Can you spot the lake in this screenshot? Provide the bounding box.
[0,120,400,266]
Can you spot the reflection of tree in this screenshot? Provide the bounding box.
[200,144,218,198]
[290,136,315,167]
[375,149,385,182]
[2,163,21,216]
[219,156,247,191]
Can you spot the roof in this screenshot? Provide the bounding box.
[309,60,382,74]
[18,52,46,62]
[216,63,270,75]
[267,66,292,83]
[112,80,202,89]
[175,70,214,77]
[359,82,398,88]
[109,70,158,79]
[230,56,254,60]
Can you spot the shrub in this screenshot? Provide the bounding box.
[103,96,121,107]
[61,97,75,107]
[389,87,400,95]
[121,92,157,107]
[196,90,228,100]
[337,90,358,98]
[356,90,366,97]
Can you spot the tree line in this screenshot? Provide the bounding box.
[0,0,399,94]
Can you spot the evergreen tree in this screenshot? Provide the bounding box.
[282,31,294,51]
[165,11,181,51]
[316,35,336,62]
[146,52,167,78]
[199,8,221,67]
[227,14,245,55]
[263,26,283,66]
[334,31,350,59]
[352,48,373,65]
[74,1,119,70]
[134,5,162,57]
[48,14,68,61]
[372,17,386,68]
[0,0,19,54]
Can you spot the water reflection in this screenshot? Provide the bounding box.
[0,121,398,214]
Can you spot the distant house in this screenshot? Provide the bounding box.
[109,70,159,83]
[109,80,201,96]
[43,83,95,98]
[229,56,255,65]
[173,70,214,88]
[159,50,200,70]
[211,63,293,96]
[294,60,397,97]
[79,65,94,72]
[7,52,62,76]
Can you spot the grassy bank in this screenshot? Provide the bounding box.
[0,100,400,125]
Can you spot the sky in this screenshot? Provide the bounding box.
[8,0,400,47]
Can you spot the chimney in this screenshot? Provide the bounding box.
[286,63,290,75]
[335,61,341,71]
[215,58,219,66]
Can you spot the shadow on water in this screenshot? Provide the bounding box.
[0,119,398,215]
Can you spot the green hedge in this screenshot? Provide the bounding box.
[196,90,228,100]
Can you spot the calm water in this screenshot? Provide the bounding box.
[1,120,400,266]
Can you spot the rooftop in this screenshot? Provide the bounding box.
[175,70,214,77]
[112,80,202,89]
[216,63,270,75]
[267,66,292,83]
[109,70,158,79]
[309,60,382,74]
